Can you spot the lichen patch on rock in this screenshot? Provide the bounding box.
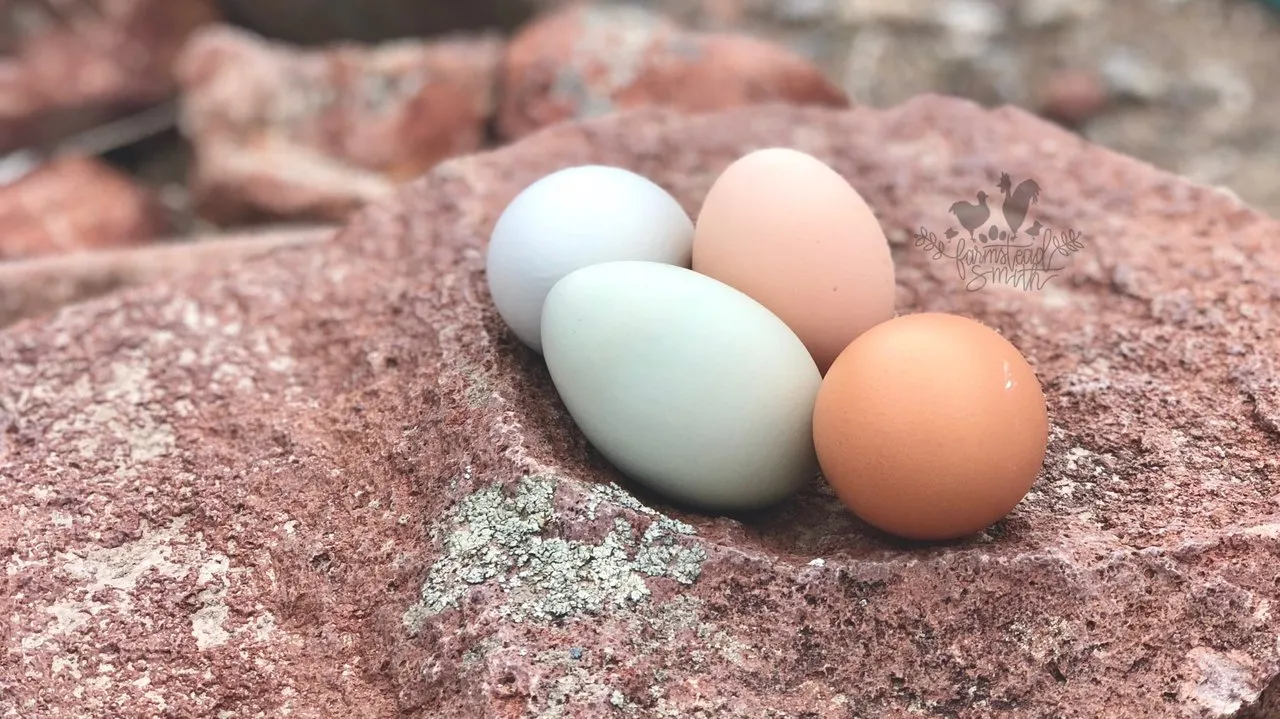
[404,475,707,628]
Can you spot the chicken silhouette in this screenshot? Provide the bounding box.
[998,172,1041,238]
[949,191,990,239]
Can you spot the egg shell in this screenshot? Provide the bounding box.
[541,260,822,511]
[486,165,694,353]
[692,147,896,374]
[812,312,1049,541]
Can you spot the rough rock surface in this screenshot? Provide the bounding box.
[0,0,219,154]
[496,4,849,140]
[0,225,334,329]
[0,155,168,262]
[175,24,504,224]
[3,98,1280,718]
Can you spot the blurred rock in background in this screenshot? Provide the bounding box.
[174,5,845,225]
[0,155,168,261]
[1036,68,1110,128]
[496,4,848,140]
[176,25,504,224]
[0,0,220,154]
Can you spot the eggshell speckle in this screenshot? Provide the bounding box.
[693,148,896,374]
[541,260,822,511]
[486,165,693,353]
[812,313,1049,541]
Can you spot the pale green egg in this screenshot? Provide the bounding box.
[540,260,821,511]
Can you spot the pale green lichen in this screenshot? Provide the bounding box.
[403,475,707,631]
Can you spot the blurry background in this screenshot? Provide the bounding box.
[0,0,1277,322]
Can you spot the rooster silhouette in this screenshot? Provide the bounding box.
[949,191,990,239]
[998,172,1041,238]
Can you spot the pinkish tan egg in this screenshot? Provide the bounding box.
[692,147,896,374]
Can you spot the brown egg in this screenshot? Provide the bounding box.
[812,313,1048,541]
[692,148,895,374]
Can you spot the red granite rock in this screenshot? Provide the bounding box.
[0,155,168,262]
[2,99,1279,718]
[0,0,219,154]
[496,4,850,140]
[175,24,504,224]
[0,224,334,328]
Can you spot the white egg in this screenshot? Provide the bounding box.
[541,260,822,511]
[485,165,694,353]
